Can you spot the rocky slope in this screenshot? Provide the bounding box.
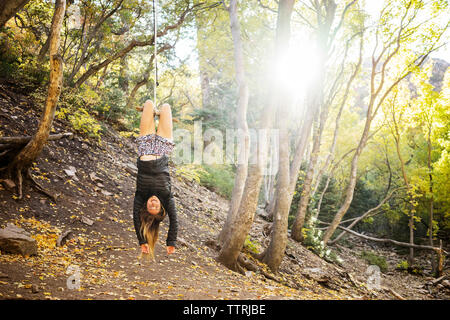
[0,80,448,300]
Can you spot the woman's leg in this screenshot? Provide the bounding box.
[139,100,156,137]
[156,103,173,140]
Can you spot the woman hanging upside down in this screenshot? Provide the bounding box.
[133,100,177,260]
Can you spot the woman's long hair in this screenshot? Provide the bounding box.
[139,200,166,261]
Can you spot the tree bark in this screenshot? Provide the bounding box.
[427,125,437,274]
[261,125,290,272]
[216,0,250,247]
[0,0,30,28]
[327,187,403,244]
[291,114,321,241]
[0,132,72,145]
[216,0,250,256]
[334,225,446,254]
[258,0,295,273]
[6,0,66,198]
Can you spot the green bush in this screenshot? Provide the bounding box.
[396,260,409,271]
[198,164,235,199]
[302,218,343,265]
[361,250,388,273]
[175,164,207,184]
[244,235,260,254]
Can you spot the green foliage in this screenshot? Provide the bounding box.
[302,218,343,265]
[244,236,260,254]
[55,89,104,140]
[198,164,235,200]
[68,109,103,140]
[56,106,102,140]
[360,251,388,273]
[396,260,409,271]
[175,164,234,199]
[175,164,207,184]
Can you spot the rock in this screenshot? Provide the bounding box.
[0,224,37,256]
[1,179,16,190]
[31,284,39,294]
[81,217,94,226]
[56,229,73,247]
[101,190,113,197]
[0,271,9,279]
[64,166,79,181]
[89,172,103,183]
[442,280,450,288]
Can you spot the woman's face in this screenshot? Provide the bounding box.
[146,195,161,215]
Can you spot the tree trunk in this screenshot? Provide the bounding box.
[195,12,212,109]
[267,0,339,223]
[261,126,290,272]
[0,0,30,28]
[328,187,402,244]
[427,125,437,274]
[322,118,370,244]
[216,0,250,249]
[291,114,321,242]
[6,0,66,198]
[258,0,295,273]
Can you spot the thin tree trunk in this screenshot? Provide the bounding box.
[328,187,403,244]
[390,102,415,265]
[216,0,250,251]
[262,126,290,272]
[259,0,295,273]
[311,35,363,198]
[6,0,66,198]
[427,125,437,274]
[291,113,322,241]
[322,117,371,244]
[267,0,342,224]
[334,225,445,253]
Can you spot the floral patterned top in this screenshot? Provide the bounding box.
[136,134,175,157]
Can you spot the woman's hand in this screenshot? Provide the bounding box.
[166,246,175,254]
[141,244,149,254]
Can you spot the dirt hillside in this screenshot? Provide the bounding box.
[0,81,448,300]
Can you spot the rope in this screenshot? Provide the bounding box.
[152,0,158,108]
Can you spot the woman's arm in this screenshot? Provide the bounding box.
[165,192,178,247]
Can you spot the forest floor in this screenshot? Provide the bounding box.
[0,80,449,300]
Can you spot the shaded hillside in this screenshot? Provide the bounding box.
[0,82,449,300]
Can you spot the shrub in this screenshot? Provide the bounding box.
[175,164,207,184]
[396,260,409,271]
[361,250,388,273]
[302,217,343,265]
[244,236,260,254]
[198,164,235,199]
